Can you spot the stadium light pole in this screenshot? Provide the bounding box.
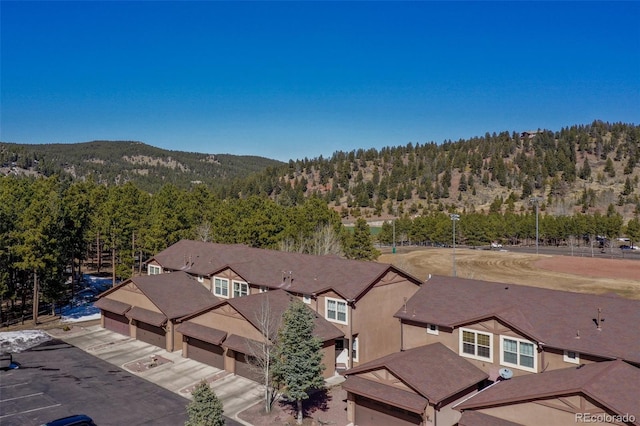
[530,197,541,255]
[450,213,460,277]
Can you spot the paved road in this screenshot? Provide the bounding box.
[0,339,241,426]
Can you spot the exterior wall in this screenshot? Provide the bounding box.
[106,285,163,314]
[321,341,336,378]
[353,275,419,365]
[189,307,265,342]
[210,268,251,299]
[402,319,540,377]
[225,348,236,373]
[467,395,617,426]
[164,322,182,352]
[542,347,605,372]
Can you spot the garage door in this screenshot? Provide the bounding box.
[103,311,130,336]
[187,338,224,369]
[136,321,166,348]
[234,352,259,381]
[354,395,422,426]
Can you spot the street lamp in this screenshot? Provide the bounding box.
[529,197,541,255]
[450,214,460,277]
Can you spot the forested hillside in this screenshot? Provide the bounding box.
[230,121,640,223]
[0,140,283,192]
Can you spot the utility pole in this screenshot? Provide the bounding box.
[450,214,460,277]
[529,197,541,255]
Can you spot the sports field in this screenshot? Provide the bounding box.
[379,248,640,300]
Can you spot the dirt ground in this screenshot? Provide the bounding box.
[238,386,347,426]
[379,248,640,299]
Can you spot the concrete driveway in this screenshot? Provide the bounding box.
[49,325,263,424]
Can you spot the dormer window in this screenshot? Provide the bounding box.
[148,265,162,275]
[233,281,248,298]
[564,350,580,364]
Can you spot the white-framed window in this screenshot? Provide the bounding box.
[427,324,439,335]
[259,286,268,293]
[326,297,348,325]
[214,277,229,298]
[459,328,493,361]
[352,335,359,362]
[302,294,311,304]
[233,281,248,298]
[563,350,580,364]
[148,265,162,275]
[500,336,537,372]
[197,275,204,283]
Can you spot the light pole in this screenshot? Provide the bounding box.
[450,213,460,277]
[530,197,541,255]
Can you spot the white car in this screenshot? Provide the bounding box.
[491,242,503,248]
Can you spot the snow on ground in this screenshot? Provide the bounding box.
[0,330,51,353]
[0,274,117,353]
[60,274,116,323]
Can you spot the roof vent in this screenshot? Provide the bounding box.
[498,368,513,380]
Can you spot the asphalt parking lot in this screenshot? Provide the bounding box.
[0,339,192,426]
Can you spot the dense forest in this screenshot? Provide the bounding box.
[0,140,283,192]
[1,120,639,324]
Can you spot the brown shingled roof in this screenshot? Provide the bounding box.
[342,375,428,414]
[150,239,422,300]
[395,275,640,364]
[126,306,167,327]
[456,360,640,425]
[346,343,488,405]
[94,298,130,315]
[176,321,227,345]
[128,272,220,320]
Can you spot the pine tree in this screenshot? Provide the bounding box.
[272,300,325,425]
[344,218,380,260]
[185,381,225,426]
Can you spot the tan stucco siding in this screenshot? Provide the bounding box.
[354,277,419,363]
[321,341,336,378]
[189,308,264,342]
[106,286,162,313]
[468,395,615,426]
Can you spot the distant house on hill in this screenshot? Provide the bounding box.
[520,130,543,139]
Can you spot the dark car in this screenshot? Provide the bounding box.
[41,414,96,426]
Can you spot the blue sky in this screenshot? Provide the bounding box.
[1,1,639,162]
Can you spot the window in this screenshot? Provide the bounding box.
[302,294,311,304]
[148,265,161,275]
[214,277,229,298]
[427,324,439,335]
[564,350,580,364]
[459,328,492,361]
[326,297,348,324]
[352,335,359,362]
[197,275,204,283]
[233,281,248,298]
[500,336,537,372]
[259,286,268,293]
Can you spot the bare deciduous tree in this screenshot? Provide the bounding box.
[244,297,281,413]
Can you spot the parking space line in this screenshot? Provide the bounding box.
[0,382,29,388]
[0,403,62,419]
[1,392,44,403]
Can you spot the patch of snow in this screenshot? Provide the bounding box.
[0,330,51,353]
[59,274,117,323]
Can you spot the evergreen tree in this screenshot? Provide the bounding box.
[345,218,380,260]
[185,381,225,426]
[272,300,325,425]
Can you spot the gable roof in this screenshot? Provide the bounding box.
[456,360,640,425]
[99,271,219,320]
[180,289,344,342]
[395,275,640,364]
[149,239,422,300]
[345,343,488,405]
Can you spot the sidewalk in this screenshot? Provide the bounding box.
[48,325,262,425]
